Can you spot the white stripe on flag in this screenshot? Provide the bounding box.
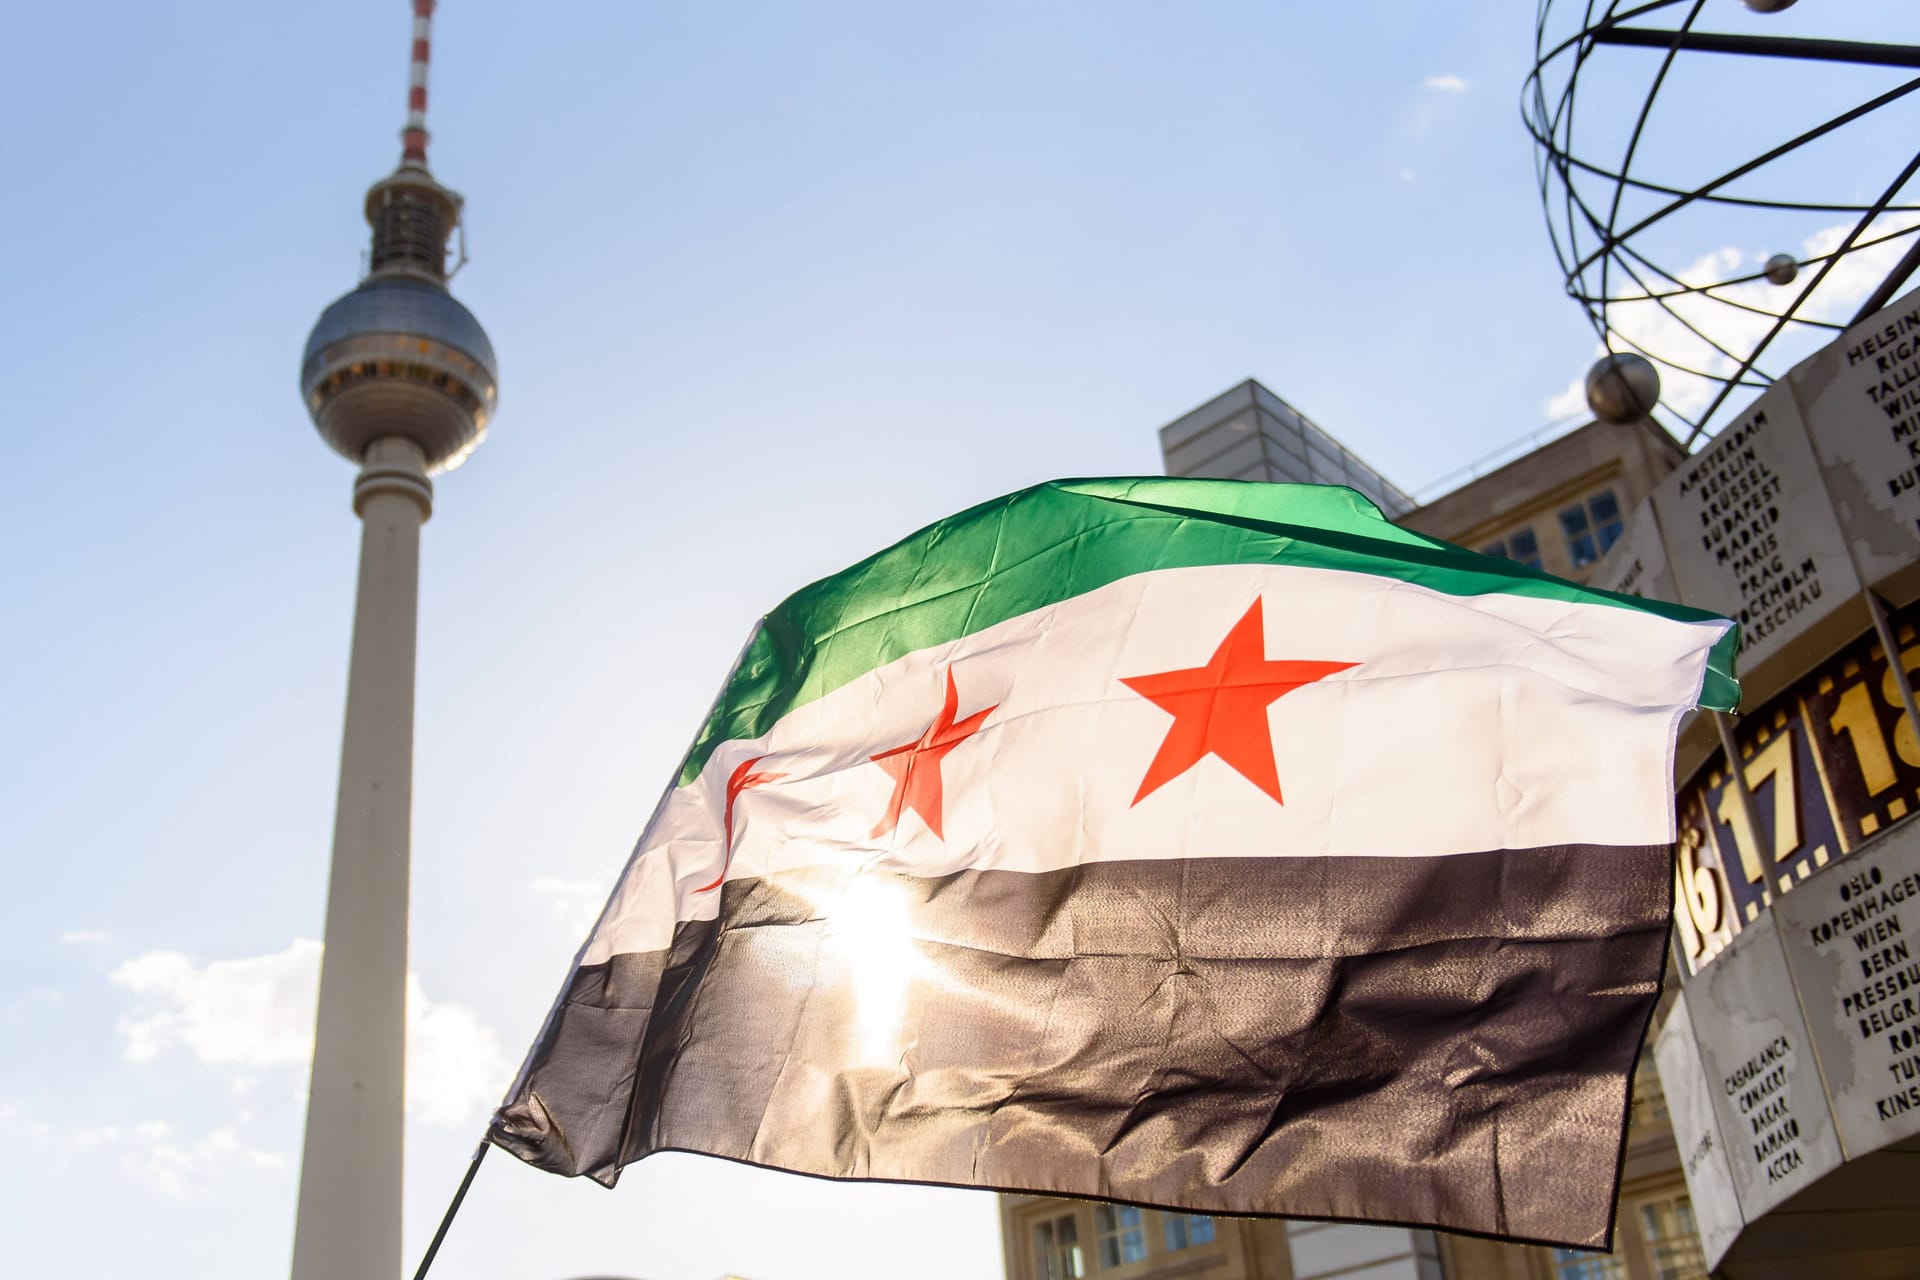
[585,562,1724,960]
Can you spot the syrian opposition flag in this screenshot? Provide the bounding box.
[490,478,1737,1249]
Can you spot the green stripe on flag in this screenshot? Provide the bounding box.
[679,478,1739,786]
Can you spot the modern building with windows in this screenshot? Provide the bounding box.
[1156,380,1414,518]
[996,380,1707,1280]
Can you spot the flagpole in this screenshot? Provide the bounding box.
[411,1140,491,1280]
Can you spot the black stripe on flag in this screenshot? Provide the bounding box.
[491,845,1669,1248]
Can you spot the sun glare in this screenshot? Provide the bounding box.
[823,873,930,1067]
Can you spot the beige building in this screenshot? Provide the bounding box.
[995,383,1706,1280]
[1001,1194,1444,1280]
[1397,415,1684,588]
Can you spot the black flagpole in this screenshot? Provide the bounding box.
[412,1140,490,1280]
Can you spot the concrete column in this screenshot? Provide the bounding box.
[292,437,433,1280]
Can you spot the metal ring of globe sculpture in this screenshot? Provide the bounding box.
[302,167,498,479]
[1523,1,1920,444]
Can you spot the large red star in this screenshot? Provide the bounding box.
[1121,599,1356,806]
[871,668,997,841]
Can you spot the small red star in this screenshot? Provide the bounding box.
[694,755,785,893]
[1121,598,1355,806]
[871,668,997,841]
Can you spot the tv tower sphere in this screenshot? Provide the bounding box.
[301,167,497,472]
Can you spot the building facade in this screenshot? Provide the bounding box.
[1002,1192,1445,1280]
[1396,418,1683,587]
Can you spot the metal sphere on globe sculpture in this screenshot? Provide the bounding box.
[1764,253,1800,287]
[1586,353,1662,424]
[301,168,498,474]
[1743,0,1797,12]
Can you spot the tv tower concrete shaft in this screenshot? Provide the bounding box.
[291,440,434,1280]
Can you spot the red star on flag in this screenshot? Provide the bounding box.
[871,668,997,841]
[1121,598,1355,806]
[694,755,786,894]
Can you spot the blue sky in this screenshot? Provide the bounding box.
[2,2,1913,1277]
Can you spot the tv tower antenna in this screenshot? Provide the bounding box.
[290,2,497,1276]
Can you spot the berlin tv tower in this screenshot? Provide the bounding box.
[291,2,496,1276]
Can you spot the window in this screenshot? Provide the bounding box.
[1163,1214,1215,1251]
[1562,490,1625,568]
[1561,504,1598,568]
[1483,527,1542,570]
[1095,1204,1147,1268]
[1550,1248,1625,1280]
[1034,1213,1084,1280]
[1590,489,1625,551]
[1638,1196,1707,1280]
[1630,1054,1670,1129]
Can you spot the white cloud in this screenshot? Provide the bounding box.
[0,1099,53,1143]
[59,929,108,945]
[1542,214,1920,423]
[2,1104,283,1198]
[532,876,609,938]
[406,973,512,1127]
[1423,73,1470,93]
[112,941,320,1068]
[111,940,511,1129]
[5,986,65,1016]
[87,1121,286,1198]
[120,1124,288,1198]
[1545,372,1589,422]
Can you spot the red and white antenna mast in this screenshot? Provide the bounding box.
[401,0,435,167]
[346,0,466,283]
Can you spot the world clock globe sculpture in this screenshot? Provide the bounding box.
[1524,0,1920,442]
[288,4,496,1279]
